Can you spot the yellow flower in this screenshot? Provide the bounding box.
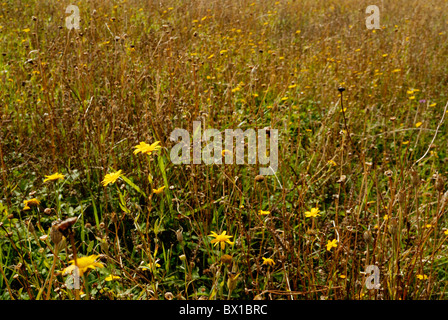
[133,141,161,155]
[209,231,234,250]
[221,149,232,157]
[23,198,40,209]
[141,260,161,271]
[415,122,422,128]
[416,274,428,280]
[44,172,64,182]
[383,214,389,221]
[258,210,270,215]
[22,28,30,33]
[262,257,275,266]
[62,255,104,277]
[444,230,448,235]
[305,207,320,218]
[153,186,166,194]
[101,170,122,186]
[326,239,338,251]
[105,275,121,281]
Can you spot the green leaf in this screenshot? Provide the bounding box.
[121,175,147,197]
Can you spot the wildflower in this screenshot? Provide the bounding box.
[62,255,104,277]
[430,103,437,107]
[209,231,234,250]
[105,275,121,281]
[258,210,270,215]
[43,172,64,182]
[262,257,275,266]
[416,274,428,280]
[221,149,232,157]
[339,274,346,279]
[383,214,389,221]
[326,239,338,251]
[305,207,320,218]
[444,230,448,236]
[415,122,422,128]
[153,186,166,194]
[426,224,432,229]
[22,28,30,33]
[392,69,401,73]
[23,198,40,210]
[141,260,161,271]
[328,160,337,166]
[133,141,161,155]
[101,170,122,186]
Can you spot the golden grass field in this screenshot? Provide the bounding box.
[2,0,448,300]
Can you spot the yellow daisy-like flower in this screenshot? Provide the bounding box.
[416,274,428,280]
[101,170,122,186]
[104,275,121,281]
[152,186,166,194]
[43,172,64,182]
[326,239,338,251]
[444,230,448,235]
[62,255,104,277]
[23,198,40,210]
[258,210,270,215]
[305,207,320,218]
[262,257,275,266]
[133,141,161,155]
[209,231,234,250]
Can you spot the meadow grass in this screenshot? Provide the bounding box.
[1,0,448,300]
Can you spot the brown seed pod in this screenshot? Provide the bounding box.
[50,220,63,245]
[54,217,77,237]
[363,230,373,244]
[220,254,233,265]
[255,175,265,182]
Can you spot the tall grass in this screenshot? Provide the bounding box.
[1,0,448,300]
